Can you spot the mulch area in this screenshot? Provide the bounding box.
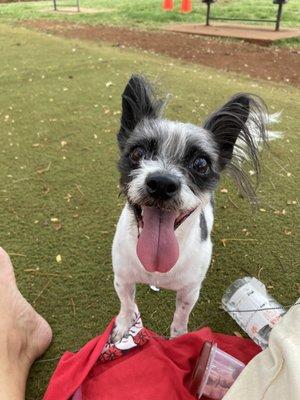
[21,20,300,87]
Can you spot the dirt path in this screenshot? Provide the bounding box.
[22,21,300,87]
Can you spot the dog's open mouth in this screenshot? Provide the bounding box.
[134,206,194,274]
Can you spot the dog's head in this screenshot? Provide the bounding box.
[117,75,267,273]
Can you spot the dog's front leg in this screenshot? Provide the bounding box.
[111,277,136,343]
[170,285,201,338]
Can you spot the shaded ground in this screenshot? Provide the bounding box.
[22,20,300,87]
[0,24,299,399]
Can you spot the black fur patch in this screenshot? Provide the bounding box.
[118,75,163,151]
[210,193,215,210]
[118,136,159,189]
[182,142,220,193]
[200,211,208,241]
[203,93,267,203]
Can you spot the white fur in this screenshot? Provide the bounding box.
[234,112,282,161]
[112,199,213,341]
[112,101,281,341]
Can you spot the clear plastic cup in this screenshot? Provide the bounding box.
[222,277,286,349]
[191,342,245,399]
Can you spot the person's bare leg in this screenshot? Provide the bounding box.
[0,248,52,400]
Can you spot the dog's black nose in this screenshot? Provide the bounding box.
[146,174,180,200]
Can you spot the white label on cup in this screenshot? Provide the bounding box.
[228,282,283,338]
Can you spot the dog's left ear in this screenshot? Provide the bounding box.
[203,94,252,169]
[118,75,163,151]
[204,93,268,202]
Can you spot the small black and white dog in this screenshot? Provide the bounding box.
[112,75,278,342]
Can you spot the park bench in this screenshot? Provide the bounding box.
[202,0,288,31]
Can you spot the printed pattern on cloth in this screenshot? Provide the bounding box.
[98,311,150,363]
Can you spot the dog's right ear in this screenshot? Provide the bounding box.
[118,75,163,151]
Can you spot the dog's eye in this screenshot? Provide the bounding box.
[130,147,146,163]
[192,157,209,175]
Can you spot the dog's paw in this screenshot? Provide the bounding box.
[110,324,129,343]
[110,314,136,343]
[170,322,188,338]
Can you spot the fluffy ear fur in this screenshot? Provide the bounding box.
[203,93,268,203]
[118,75,163,150]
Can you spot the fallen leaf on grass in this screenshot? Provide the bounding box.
[221,238,258,247]
[233,331,243,338]
[36,161,51,175]
[24,268,40,272]
[64,193,72,203]
[273,209,287,216]
[76,184,84,196]
[242,228,250,236]
[43,187,50,195]
[8,252,26,257]
[53,223,62,231]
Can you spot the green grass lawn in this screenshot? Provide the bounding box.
[0,0,299,28]
[0,23,299,399]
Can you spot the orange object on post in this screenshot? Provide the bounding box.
[162,0,174,11]
[180,0,192,13]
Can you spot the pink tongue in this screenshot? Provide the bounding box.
[136,207,179,273]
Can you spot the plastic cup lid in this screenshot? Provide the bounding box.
[190,341,213,398]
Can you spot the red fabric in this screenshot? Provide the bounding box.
[44,319,260,400]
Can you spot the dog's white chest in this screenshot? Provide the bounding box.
[112,203,214,291]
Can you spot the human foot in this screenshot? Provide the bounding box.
[0,247,52,370]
